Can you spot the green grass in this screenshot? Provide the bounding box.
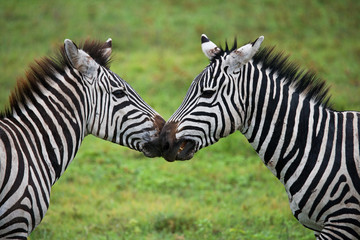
[1,0,360,239]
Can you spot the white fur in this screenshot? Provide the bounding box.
[201,34,220,60]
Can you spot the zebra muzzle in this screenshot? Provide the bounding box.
[161,138,196,162]
[160,121,197,161]
[141,114,165,158]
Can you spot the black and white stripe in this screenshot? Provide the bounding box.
[0,39,164,239]
[160,34,360,239]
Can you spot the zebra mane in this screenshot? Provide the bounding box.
[1,39,112,117]
[211,40,332,109]
[253,47,332,109]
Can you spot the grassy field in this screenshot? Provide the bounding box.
[1,0,360,239]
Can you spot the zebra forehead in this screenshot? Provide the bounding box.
[193,68,209,84]
[108,72,126,86]
[209,38,238,63]
[192,60,226,89]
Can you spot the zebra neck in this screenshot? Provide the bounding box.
[2,83,87,184]
[242,73,329,184]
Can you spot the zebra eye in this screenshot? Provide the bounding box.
[112,89,127,98]
[201,89,216,98]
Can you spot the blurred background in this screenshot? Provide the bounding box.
[1,1,359,239]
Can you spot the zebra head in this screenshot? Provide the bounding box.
[64,39,165,157]
[161,34,264,161]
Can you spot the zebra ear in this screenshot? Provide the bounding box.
[227,36,264,67]
[102,38,112,61]
[64,39,81,69]
[64,39,97,77]
[201,34,220,60]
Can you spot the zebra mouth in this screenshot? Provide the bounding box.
[161,138,196,162]
[175,139,196,161]
[178,141,187,153]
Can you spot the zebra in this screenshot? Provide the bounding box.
[0,38,165,239]
[160,34,360,239]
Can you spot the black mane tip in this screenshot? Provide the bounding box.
[253,47,332,109]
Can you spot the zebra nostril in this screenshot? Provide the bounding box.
[163,142,170,151]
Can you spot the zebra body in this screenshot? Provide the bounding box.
[160,34,360,239]
[0,39,164,239]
